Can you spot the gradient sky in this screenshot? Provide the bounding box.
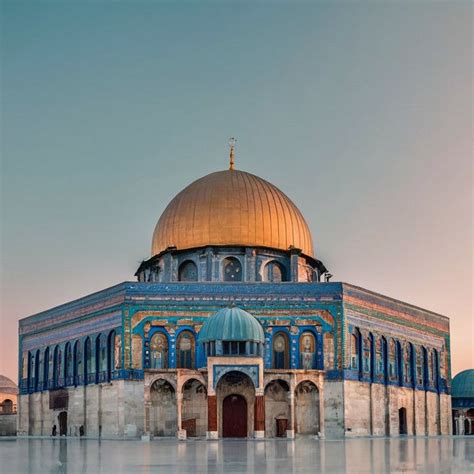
[1,1,472,383]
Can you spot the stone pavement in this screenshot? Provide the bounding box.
[0,436,472,473]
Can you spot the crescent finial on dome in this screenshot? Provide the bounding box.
[228,137,237,170]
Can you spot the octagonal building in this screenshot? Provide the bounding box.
[17,151,452,439]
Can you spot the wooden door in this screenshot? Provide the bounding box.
[59,411,68,436]
[276,418,288,437]
[223,395,247,437]
[182,418,196,437]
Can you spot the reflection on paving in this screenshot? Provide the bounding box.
[0,437,473,474]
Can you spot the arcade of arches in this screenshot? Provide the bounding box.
[453,409,474,436]
[144,370,323,439]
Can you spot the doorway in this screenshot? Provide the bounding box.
[223,395,247,437]
[399,407,407,435]
[276,418,288,437]
[59,411,68,436]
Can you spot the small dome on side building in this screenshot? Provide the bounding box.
[452,369,474,399]
[198,307,265,343]
[199,307,265,358]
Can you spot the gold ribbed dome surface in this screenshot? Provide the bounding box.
[152,169,314,257]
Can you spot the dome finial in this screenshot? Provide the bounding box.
[228,137,237,170]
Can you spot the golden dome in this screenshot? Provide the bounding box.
[152,169,314,257]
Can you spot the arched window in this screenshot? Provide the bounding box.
[27,352,34,390]
[388,339,396,380]
[43,347,50,389]
[34,350,40,391]
[2,399,13,414]
[223,257,242,282]
[107,331,115,381]
[362,333,371,374]
[176,331,195,369]
[150,333,168,369]
[429,349,435,386]
[351,330,361,371]
[396,341,403,386]
[403,343,410,385]
[409,343,416,387]
[375,337,383,377]
[21,353,28,382]
[265,261,286,282]
[416,346,423,386]
[178,260,198,282]
[422,347,429,388]
[381,337,388,383]
[96,334,107,381]
[299,332,316,369]
[273,332,289,369]
[84,338,92,384]
[53,346,61,388]
[64,342,73,383]
[74,340,82,384]
[114,333,122,370]
[369,333,375,381]
[433,349,439,390]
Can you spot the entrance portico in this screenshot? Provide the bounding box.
[206,356,265,439]
[141,307,325,441]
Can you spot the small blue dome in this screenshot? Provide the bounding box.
[452,369,474,399]
[198,307,265,343]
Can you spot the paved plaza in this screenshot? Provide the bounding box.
[0,437,473,474]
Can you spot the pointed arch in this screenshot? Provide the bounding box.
[52,345,61,388]
[107,330,116,381]
[396,340,403,386]
[43,347,50,390]
[299,331,317,369]
[273,332,290,369]
[84,337,92,385]
[34,349,40,391]
[265,260,287,282]
[73,340,82,385]
[176,330,195,369]
[64,342,73,384]
[178,260,198,282]
[150,332,169,369]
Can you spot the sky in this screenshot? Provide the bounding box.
[1,1,472,383]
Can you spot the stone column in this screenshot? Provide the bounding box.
[254,394,265,438]
[318,377,325,438]
[177,390,186,440]
[207,395,218,439]
[288,391,296,439]
[459,410,466,435]
[141,401,152,441]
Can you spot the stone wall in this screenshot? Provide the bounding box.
[343,380,451,437]
[344,381,371,436]
[264,380,290,437]
[0,414,16,436]
[324,380,344,438]
[18,380,144,438]
[182,380,207,437]
[440,393,452,435]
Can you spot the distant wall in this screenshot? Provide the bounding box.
[0,414,16,436]
[17,380,144,438]
[344,380,452,436]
